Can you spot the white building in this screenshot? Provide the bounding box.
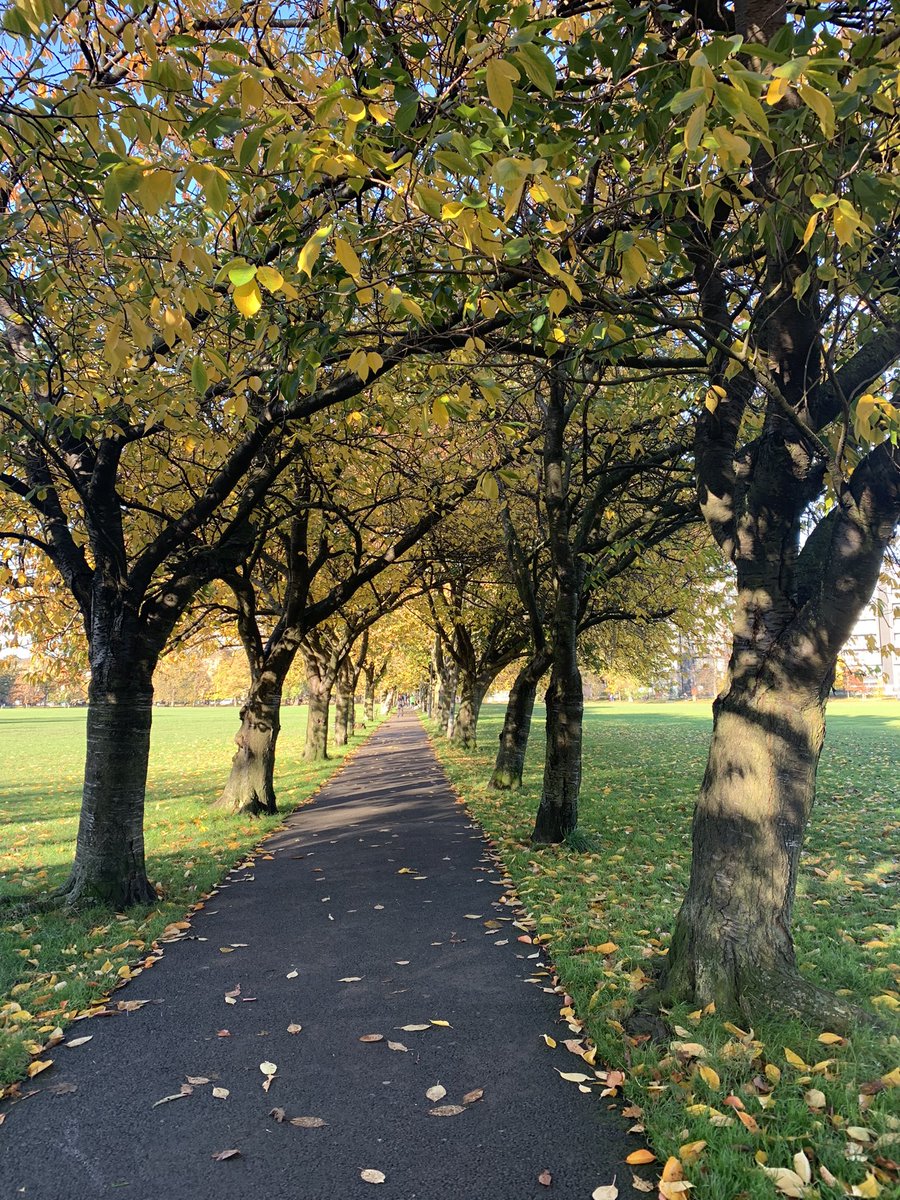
[840,578,900,696]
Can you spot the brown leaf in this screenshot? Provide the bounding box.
[211,1149,241,1161]
[428,1105,466,1117]
[269,1107,286,1123]
[212,1087,229,1099]
[360,1169,386,1184]
[538,1169,552,1186]
[217,1029,231,1038]
[186,1076,210,1085]
[425,1084,446,1102]
[48,1081,77,1096]
[289,1116,327,1128]
[461,1088,484,1105]
[387,1041,408,1052]
[359,1034,384,1043]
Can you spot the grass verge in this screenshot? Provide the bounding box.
[428,700,900,1200]
[0,705,381,1090]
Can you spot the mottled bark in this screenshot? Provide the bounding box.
[490,651,549,790]
[62,634,158,908]
[305,672,332,761]
[217,664,287,815]
[532,646,583,843]
[333,658,352,747]
[450,673,490,750]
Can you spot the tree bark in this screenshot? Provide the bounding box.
[62,631,158,908]
[305,671,332,760]
[216,662,288,815]
[532,370,585,844]
[333,657,352,747]
[363,664,377,721]
[490,651,549,789]
[450,673,489,749]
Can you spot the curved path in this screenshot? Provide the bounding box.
[1,714,645,1199]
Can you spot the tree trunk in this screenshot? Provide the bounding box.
[451,673,489,749]
[62,640,158,908]
[364,665,376,721]
[333,660,352,748]
[663,674,828,1015]
[531,649,583,843]
[531,370,585,844]
[490,652,549,789]
[216,666,286,815]
[305,673,332,761]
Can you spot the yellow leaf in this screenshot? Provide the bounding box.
[679,1141,706,1165]
[542,1035,557,1048]
[256,266,284,292]
[798,82,835,138]
[485,59,519,115]
[698,1065,720,1090]
[233,280,262,318]
[804,1088,826,1109]
[661,1157,684,1183]
[27,1059,52,1078]
[334,237,362,277]
[299,223,333,277]
[766,77,792,105]
[547,287,568,318]
[783,1047,809,1070]
[765,1063,781,1084]
[430,1019,450,1027]
[432,397,449,430]
[368,103,389,125]
[759,1166,807,1198]
[339,96,366,122]
[684,104,706,152]
[625,1150,656,1165]
[851,1173,881,1198]
[881,1066,900,1087]
[817,1032,843,1045]
[793,1152,812,1186]
[801,213,818,247]
[556,1070,592,1083]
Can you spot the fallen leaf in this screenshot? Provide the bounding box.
[625,1150,656,1165]
[679,1141,707,1165]
[542,1035,557,1048]
[217,1029,231,1038]
[592,1186,619,1200]
[758,1166,807,1197]
[698,1064,720,1090]
[805,1088,826,1109]
[818,1032,844,1045]
[555,1070,592,1083]
[65,1037,93,1049]
[387,1041,408,1052]
[48,1081,77,1095]
[212,1087,229,1099]
[360,1169,386,1184]
[218,947,235,954]
[430,1019,451,1027]
[661,1157,684,1183]
[538,1169,552,1186]
[339,976,362,983]
[426,1084,447,1102]
[428,1104,466,1116]
[186,1076,210,1085]
[286,970,298,979]
[850,1173,882,1198]
[783,1047,809,1070]
[290,1116,327,1128]
[631,1178,654,1194]
[737,1110,761,1133]
[793,1152,812,1185]
[287,1024,302,1034]
[260,1061,278,1077]
[269,1107,286,1122]
[211,1149,241,1161]
[462,1088,484,1104]
[399,1024,430,1032]
[359,1034,384,1043]
[152,1091,191,1108]
[596,942,618,954]
[26,1060,52,1078]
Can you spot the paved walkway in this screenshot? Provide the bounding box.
[1,715,645,1199]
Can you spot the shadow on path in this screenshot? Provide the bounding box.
[0,714,645,1200]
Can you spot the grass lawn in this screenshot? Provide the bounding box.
[428,699,900,1200]
[0,705,375,1090]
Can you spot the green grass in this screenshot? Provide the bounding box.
[0,705,377,1090]
[428,700,900,1200]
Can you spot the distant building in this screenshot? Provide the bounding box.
[839,578,900,696]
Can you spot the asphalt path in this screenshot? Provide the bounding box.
[0,714,648,1200]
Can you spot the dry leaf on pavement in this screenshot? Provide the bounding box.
[290,1116,327,1128]
[428,1105,466,1117]
[211,1149,241,1161]
[360,1169,386,1184]
[425,1085,446,1102]
[538,1170,552,1186]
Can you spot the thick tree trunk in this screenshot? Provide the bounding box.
[305,674,332,760]
[451,673,489,749]
[490,652,549,789]
[63,643,158,908]
[216,668,285,815]
[531,648,583,843]
[333,662,352,748]
[364,666,376,722]
[663,674,827,1014]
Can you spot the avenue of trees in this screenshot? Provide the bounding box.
[1,0,898,1029]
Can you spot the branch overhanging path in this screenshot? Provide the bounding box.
[0,715,646,1199]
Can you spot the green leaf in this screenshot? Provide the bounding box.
[513,44,556,98]
[228,264,258,287]
[299,224,333,278]
[486,59,519,115]
[191,356,208,394]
